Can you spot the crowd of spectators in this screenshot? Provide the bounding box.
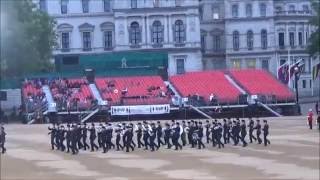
[22,79,47,113]
[49,78,96,111]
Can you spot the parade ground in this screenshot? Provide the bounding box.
[0,116,319,180]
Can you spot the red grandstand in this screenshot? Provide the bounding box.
[169,71,242,104]
[229,69,295,102]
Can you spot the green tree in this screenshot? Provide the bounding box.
[0,0,57,78]
[308,0,320,56]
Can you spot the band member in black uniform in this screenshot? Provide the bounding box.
[263,120,271,146]
[164,123,172,149]
[59,125,66,151]
[230,121,237,145]
[197,122,205,149]
[240,120,248,147]
[189,121,196,148]
[124,125,134,152]
[181,121,187,146]
[187,121,192,145]
[115,125,123,151]
[82,123,90,151]
[76,123,83,150]
[254,119,262,144]
[205,120,211,144]
[149,123,159,151]
[143,122,150,150]
[173,122,183,150]
[156,121,164,147]
[215,122,224,148]
[48,123,57,150]
[222,119,228,144]
[71,124,79,155]
[135,122,144,148]
[248,118,257,143]
[211,121,217,147]
[66,124,72,153]
[89,123,99,152]
[97,123,103,148]
[100,126,108,153]
[106,123,114,150]
[0,126,7,154]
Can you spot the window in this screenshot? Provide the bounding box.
[278,32,285,48]
[103,31,113,49]
[199,6,203,21]
[104,0,111,12]
[213,35,220,51]
[260,3,267,17]
[174,20,185,44]
[303,5,309,13]
[302,80,306,88]
[131,0,137,8]
[298,32,303,46]
[231,59,241,69]
[82,32,91,51]
[233,31,240,51]
[153,0,159,7]
[61,32,70,51]
[310,80,312,88]
[275,6,282,13]
[176,59,185,74]
[232,4,238,18]
[247,30,254,50]
[129,22,141,45]
[152,21,163,44]
[306,31,309,43]
[82,0,89,13]
[213,6,220,19]
[175,0,182,7]
[289,5,295,13]
[39,0,46,11]
[261,59,269,71]
[289,32,295,47]
[261,29,268,49]
[246,59,256,69]
[246,4,252,17]
[61,0,68,14]
[201,34,206,52]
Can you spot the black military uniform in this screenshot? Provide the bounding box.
[164,123,172,149]
[89,123,99,152]
[0,126,7,154]
[149,123,159,151]
[100,126,108,153]
[248,119,257,143]
[136,123,144,148]
[143,123,150,150]
[215,123,224,148]
[240,120,248,147]
[255,120,262,144]
[59,125,66,151]
[197,122,205,149]
[211,122,217,147]
[181,121,187,146]
[222,119,229,144]
[263,120,271,146]
[71,125,79,155]
[173,122,182,150]
[205,120,211,144]
[124,126,134,152]
[66,124,72,153]
[115,125,123,151]
[156,121,164,147]
[82,123,90,150]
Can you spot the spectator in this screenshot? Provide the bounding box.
[315,102,319,115]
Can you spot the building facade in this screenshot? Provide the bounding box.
[37,0,318,96]
[37,0,202,76]
[199,0,319,96]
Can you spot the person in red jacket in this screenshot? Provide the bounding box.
[307,109,313,130]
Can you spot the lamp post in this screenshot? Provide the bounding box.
[294,66,301,114]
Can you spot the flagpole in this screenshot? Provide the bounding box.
[288,48,291,89]
[311,56,314,96]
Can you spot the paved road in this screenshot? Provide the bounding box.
[1,116,319,180]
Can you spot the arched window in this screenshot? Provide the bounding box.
[174,20,185,44]
[260,3,266,17]
[261,29,268,49]
[232,4,239,18]
[129,22,141,45]
[152,21,163,44]
[233,31,239,50]
[247,30,254,50]
[246,4,252,17]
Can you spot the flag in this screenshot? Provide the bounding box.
[278,63,289,84]
[289,59,305,79]
[312,63,320,80]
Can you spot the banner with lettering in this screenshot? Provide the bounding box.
[111,104,170,116]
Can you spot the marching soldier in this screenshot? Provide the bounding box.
[143,121,150,150]
[222,119,229,144]
[149,123,159,151]
[255,119,262,144]
[263,120,271,146]
[135,122,144,148]
[82,123,90,151]
[66,124,72,153]
[197,122,205,149]
[248,118,257,143]
[181,121,187,146]
[89,123,99,152]
[240,120,247,147]
[205,120,211,144]
[0,126,7,154]
[48,123,57,150]
[100,126,108,153]
[211,121,217,147]
[115,124,123,151]
[173,122,182,150]
[215,122,224,148]
[164,123,172,149]
[124,125,134,152]
[71,124,79,155]
[156,121,164,147]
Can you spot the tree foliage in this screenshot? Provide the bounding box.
[0,0,57,78]
[308,0,320,56]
